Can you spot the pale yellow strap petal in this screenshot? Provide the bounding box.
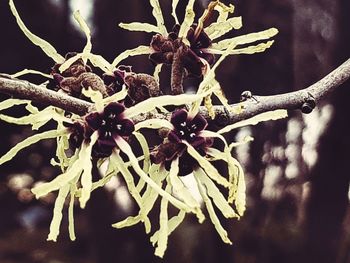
[59,54,82,73]
[0,99,31,111]
[178,0,195,39]
[169,158,205,222]
[133,132,151,174]
[172,0,180,24]
[88,54,113,73]
[154,184,170,258]
[11,69,53,79]
[116,138,191,213]
[79,132,98,208]
[9,0,64,63]
[153,64,162,84]
[180,0,195,33]
[101,86,128,105]
[111,45,152,69]
[205,17,242,40]
[185,142,231,188]
[124,92,211,118]
[0,129,66,166]
[73,11,92,63]
[211,28,279,51]
[134,119,174,131]
[113,152,143,210]
[47,184,71,241]
[31,137,93,198]
[68,189,76,241]
[194,169,232,244]
[218,109,288,134]
[150,210,186,245]
[149,0,167,36]
[196,167,238,218]
[119,22,162,34]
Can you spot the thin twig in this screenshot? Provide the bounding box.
[0,58,349,124]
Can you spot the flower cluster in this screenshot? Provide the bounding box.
[0,0,288,259]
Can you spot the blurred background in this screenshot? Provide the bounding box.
[0,0,349,262]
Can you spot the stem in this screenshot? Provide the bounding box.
[0,58,349,124]
[170,47,185,95]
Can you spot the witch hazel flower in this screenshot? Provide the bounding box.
[114,108,246,257]
[152,109,214,176]
[114,0,278,112]
[115,0,278,78]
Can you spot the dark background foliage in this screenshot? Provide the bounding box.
[0,0,349,262]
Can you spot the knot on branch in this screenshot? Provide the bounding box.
[301,92,316,114]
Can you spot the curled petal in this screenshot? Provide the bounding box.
[198,52,215,65]
[103,102,125,117]
[190,136,206,148]
[118,118,135,136]
[182,49,203,77]
[85,112,102,130]
[167,131,182,144]
[170,109,188,128]
[189,113,208,132]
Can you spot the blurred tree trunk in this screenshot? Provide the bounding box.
[296,0,350,262]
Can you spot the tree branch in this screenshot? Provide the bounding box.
[0,58,349,125]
